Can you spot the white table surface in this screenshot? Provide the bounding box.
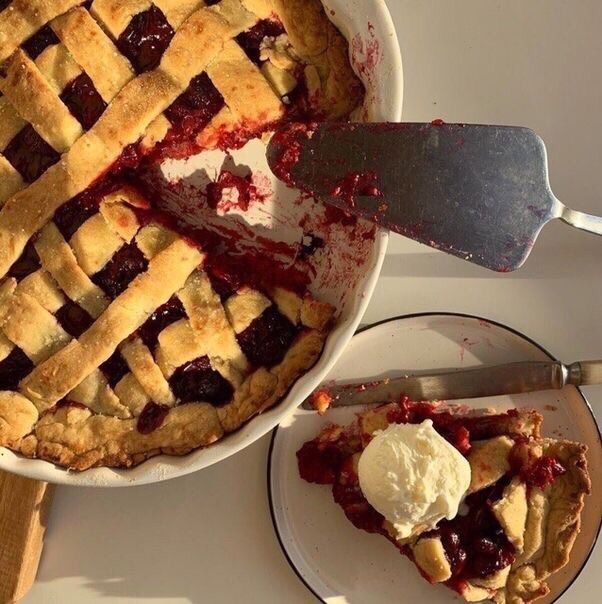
[24,1,602,602]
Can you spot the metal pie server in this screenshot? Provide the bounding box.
[300,359,602,409]
[267,122,602,272]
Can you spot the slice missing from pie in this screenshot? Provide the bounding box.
[298,398,591,603]
[0,1,366,470]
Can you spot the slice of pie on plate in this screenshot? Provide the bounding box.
[298,398,591,603]
[0,0,365,470]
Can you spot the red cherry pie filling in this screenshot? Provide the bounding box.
[298,398,591,603]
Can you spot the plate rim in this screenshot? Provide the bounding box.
[267,311,602,604]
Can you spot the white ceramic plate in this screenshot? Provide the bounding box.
[269,314,602,603]
[0,0,402,486]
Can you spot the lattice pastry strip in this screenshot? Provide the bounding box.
[114,373,151,416]
[0,97,26,150]
[0,18,130,204]
[0,50,84,152]
[0,280,129,417]
[224,288,271,334]
[0,289,71,365]
[0,0,84,62]
[51,7,136,103]
[16,271,67,314]
[90,0,154,37]
[91,0,204,37]
[69,194,142,277]
[156,0,206,29]
[20,238,204,409]
[120,339,176,407]
[0,280,17,363]
[34,223,111,319]
[0,333,13,364]
[206,40,284,127]
[69,371,131,418]
[0,155,23,206]
[151,276,249,408]
[0,0,257,278]
[178,271,249,377]
[0,48,75,205]
[70,215,127,277]
[35,43,83,95]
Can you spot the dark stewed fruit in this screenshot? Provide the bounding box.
[170,355,234,406]
[92,242,149,299]
[237,306,298,368]
[116,5,175,74]
[137,401,169,434]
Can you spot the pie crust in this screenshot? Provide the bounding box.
[298,401,591,603]
[0,0,364,469]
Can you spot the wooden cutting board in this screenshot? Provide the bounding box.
[0,471,53,604]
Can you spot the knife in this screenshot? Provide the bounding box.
[301,359,602,410]
[267,122,602,272]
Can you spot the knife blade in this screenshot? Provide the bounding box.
[301,360,602,410]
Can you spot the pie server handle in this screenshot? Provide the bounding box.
[300,360,602,409]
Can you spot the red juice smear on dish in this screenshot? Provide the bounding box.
[268,121,318,186]
[205,170,269,212]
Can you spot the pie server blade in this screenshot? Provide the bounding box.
[267,122,602,271]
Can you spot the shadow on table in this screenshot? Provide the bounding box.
[36,438,305,603]
[380,231,601,280]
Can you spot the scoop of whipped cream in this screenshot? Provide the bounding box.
[357,419,471,540]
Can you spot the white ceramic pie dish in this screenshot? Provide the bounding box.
[0,0,403,486]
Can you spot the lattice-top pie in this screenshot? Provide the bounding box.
[0,0,364,470]
[298,399,591,603]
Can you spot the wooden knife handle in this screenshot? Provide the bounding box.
[568,360,602,386]
[577,360,602,385]
[0,471,54,604]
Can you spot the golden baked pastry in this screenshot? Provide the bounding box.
[298,399,591,603]
[0,0,364,470]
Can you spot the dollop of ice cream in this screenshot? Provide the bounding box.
[357,419,471,539]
